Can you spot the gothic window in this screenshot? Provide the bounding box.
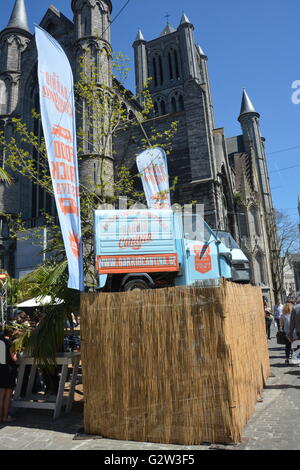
[178,94,184,111]
[174,49,180,79]
[171,96,177,113]
[255,252,266,285]
[4,78,12,114]
[7,37,20,71]
[88,43,98,78]
[168,51,173,80]
[0,81,5,115]
[238,211,249,238]
[81,4,91,36]
[152,57,158,87]
[249,205,261,236]
[158,56,164,85]
[1,41,8,70]
[88,105,94,152]
[154,97,166,116]
[96,1,108,39]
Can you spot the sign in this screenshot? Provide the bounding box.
[96,253,179,274]
[193,245,212,274]
[35,26,84,291]
[94,209,178,275]
[136,147,171,209]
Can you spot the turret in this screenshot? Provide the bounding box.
[177,13,198,80]
[133,29,148,103]
[71,0,114,196]
[238,89,272,212]
[0,0,31,116]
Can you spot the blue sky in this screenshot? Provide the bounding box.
[1,0,300,225]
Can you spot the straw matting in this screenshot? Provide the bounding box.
[80,281,269,444]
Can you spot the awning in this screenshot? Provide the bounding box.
[16,296,63,308]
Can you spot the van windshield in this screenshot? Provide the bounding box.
[216,231,240,249]
[182,213,214,242]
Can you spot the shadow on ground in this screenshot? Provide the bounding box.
[0,401,84,435]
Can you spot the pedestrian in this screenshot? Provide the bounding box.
[280,302,296,364]
[289,297,300,341]
[0,328,18,423]
[273,300,283,330]
[264,299,273,340]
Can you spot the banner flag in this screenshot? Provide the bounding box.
[136,147,171,209]
[35,26,84,291]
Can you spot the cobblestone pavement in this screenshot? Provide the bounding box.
[0,324,299,451]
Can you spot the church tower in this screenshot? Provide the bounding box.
[238,89,273,214]
[236,89,276,298]
[132,13,233,229]
[0,0,31,117]
[71,0,113,196]
[0,0,32,274]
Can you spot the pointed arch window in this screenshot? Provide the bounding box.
[255,252,266,285]
[4,79,12,115]
[168,51,173,80]
[178,94,184,111]
[152,57,158,87]
[174,49,180,79]
[160,99,166,115]
[171,96,177,113]
[249,205,261,236]
[159,56,164,85]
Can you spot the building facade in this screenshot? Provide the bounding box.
[0,0,278,299]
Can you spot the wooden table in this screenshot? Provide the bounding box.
[12,352,80,420]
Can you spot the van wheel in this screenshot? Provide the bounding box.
[122,279,149,292]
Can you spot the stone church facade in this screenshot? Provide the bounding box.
[0,0,277,299]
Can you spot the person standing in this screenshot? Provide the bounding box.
[289,297,300,341]
[280,303,296,364]
[264,299,273,340]
[0,328,18,423]
[274,300,283,330]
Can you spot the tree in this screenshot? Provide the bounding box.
[0,51,178,364]
[268,210,299,302]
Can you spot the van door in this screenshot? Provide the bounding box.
[182,236,231,285]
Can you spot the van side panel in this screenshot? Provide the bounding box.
[94,210,179,275]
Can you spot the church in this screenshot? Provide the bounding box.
[0,0,277,300]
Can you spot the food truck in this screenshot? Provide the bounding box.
[94,209,234,291]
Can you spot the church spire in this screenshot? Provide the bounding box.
[180,13,191,25]
[135,29,145,42]
[6,0,30,33]
[239,89,259,118]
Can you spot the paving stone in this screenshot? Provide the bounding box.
[0,327,299,450]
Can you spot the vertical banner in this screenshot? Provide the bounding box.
[35,26,84,291]
[136,147,171,209]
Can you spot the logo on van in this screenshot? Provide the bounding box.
[193,245,212,274]
[119,233,152,250]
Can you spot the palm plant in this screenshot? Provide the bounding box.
[14,260,80,366]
